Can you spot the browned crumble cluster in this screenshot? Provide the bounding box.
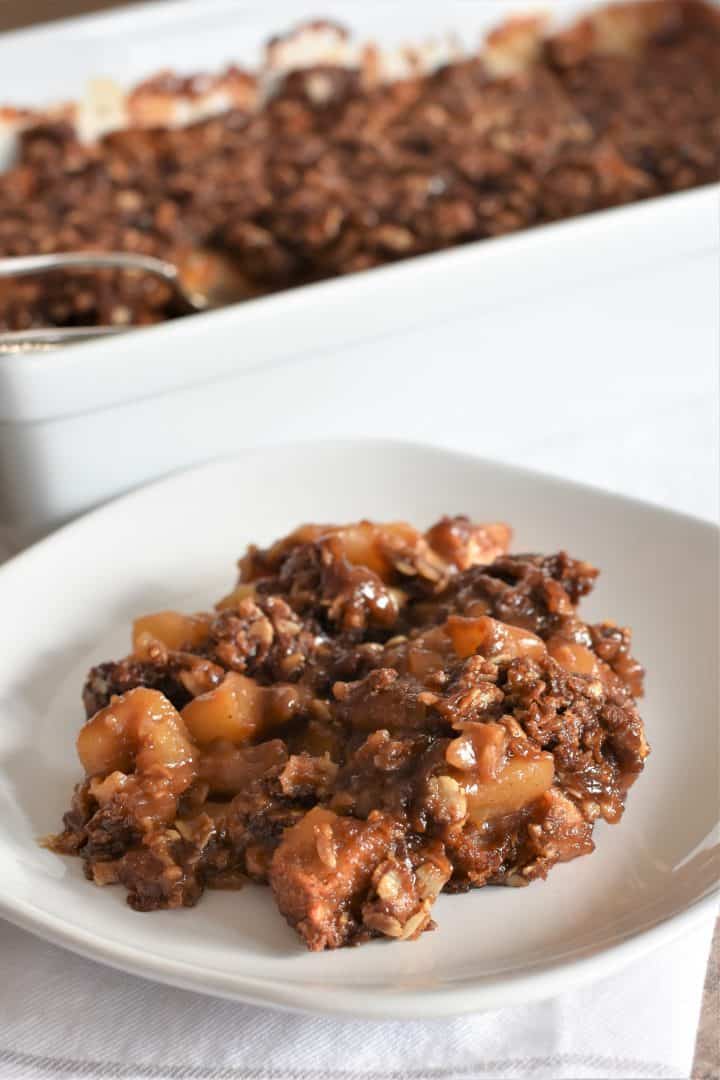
[51,516,649,950]
[1,0,719,331]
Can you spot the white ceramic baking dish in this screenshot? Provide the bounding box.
[0,0,718,546]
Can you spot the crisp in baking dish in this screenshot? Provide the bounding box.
[0,0,718,329]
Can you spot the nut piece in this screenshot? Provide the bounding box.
[91,860,121,886]
[363,911,404,938]
[399,905,432,941]
[315,822,337,869]
[376,867,403,902]
[415,861,447,902]
[426,774,468,825]
[446,721,508,780]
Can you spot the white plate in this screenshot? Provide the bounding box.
[0,440,717,1018]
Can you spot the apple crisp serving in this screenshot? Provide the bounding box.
[50,517,649,950]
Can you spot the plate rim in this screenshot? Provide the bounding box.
[2,437,718,578]
[1,437,718,1017]
[0,886,717,1019]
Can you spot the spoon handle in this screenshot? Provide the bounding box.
[0,251,181,281]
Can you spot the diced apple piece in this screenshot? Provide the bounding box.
[240,521,423,584]
[446,615,494,658]
[199,738,287,796]
[446,614,546,660]
[77,687,197,794]
[182,673,264,746]
[547,638,600,677]
[132,611,210,652]
[215,584,257,611]
[484,15,548,77]
[382,623,456,681]
[461,752,554,823]
[337,522,421,580]
[332,523,392,579]
[182,673,311,746]
[425,516,512,570]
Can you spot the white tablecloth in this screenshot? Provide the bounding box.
[0,915,716,1080]
[0,249,717,1079]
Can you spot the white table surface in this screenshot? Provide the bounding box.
[227,245,718,527]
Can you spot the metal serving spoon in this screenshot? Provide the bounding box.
[0,250,246,353]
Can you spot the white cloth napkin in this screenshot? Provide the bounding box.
[0,913,715,1080]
